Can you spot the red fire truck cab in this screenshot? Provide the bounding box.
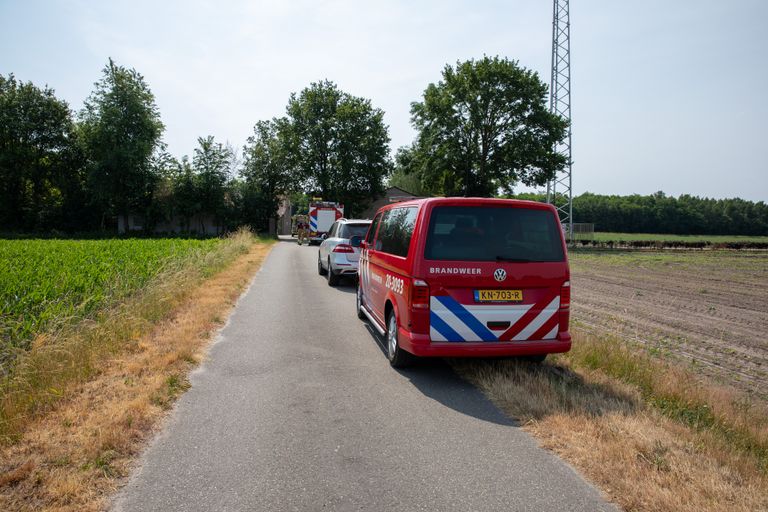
[354,197,571,367]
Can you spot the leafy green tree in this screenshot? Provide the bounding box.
[241,119,292,230]
[0,74,84,230]
[170,156,199,231]
[289,192,310,216]
[388,145,425,195]
[192,136,231,233]
[144,145,178,231]
[228,180,271,233]
[80,59,164,229]
[285,80,391,216]
[409,56,568,197]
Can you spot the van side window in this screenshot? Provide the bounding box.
[366,213,382,244]
[377,207,418,257]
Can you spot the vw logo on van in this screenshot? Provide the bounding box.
[494,268,507,282]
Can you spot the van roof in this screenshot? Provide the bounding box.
[374,196,555,213]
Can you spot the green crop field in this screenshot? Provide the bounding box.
[591,232,768,243]
[0,238,224,355]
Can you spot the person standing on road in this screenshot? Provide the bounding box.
[297,216,309,245]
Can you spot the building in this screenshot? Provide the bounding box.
[358,186,418,219]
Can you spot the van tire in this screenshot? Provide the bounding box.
[317,253,327,275]
[386,311,413,368]
[356,283,366,320]
[327,259,340,286]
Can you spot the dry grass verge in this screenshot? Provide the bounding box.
[453,331,768,512]
[0,233,273,512]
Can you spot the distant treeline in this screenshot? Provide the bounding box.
[1,65,390,235]
[512,192,768,236]
[573,240,768,250]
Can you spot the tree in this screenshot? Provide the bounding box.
[80,59,164,229]
[409,56,568,197]
[285,80,391,216]
[388,145,425,195]
[192,135,231,233]
[0,74,84,230]
[170,156,199,231]
[241,119,291,230]
[145,144,178,231]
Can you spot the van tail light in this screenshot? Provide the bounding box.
[560,280,571,310]
[411,279,430,309]
[332,244,354,253]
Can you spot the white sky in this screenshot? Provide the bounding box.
[1,0,766,201]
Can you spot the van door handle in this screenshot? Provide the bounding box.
[487,321,511,330]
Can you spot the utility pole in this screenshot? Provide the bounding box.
[546,0,573,240]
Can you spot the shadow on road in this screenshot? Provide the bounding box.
[279,240,318,247]
[361,317,638,427]
[362,322,516,427]
[333,283,357,294]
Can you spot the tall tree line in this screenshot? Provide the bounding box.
[1,56,567,234]
[0,65,393,233]
[7,55,760,236]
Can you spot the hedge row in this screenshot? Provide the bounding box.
[572,240,768,250]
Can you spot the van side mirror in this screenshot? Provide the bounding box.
[350,235,362,248]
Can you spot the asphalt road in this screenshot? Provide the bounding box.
[113,237,615,512]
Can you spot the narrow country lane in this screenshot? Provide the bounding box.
[112,237,615,512]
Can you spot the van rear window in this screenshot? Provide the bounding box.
[424,206,565,262]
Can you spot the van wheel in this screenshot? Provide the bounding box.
[317,253,327,275]
[386,311,413,368]
[327,259,340,286]
[356,283,366,320]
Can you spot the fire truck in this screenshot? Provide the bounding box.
[308,201,344,244]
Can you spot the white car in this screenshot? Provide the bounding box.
[317,219,372,286]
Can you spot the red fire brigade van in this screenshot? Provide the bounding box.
[353,197,571,367]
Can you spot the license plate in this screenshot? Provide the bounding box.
[474,289,523,302]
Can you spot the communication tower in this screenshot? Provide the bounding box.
[546,0,573,238]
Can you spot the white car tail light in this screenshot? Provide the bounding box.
[333,244,354,254]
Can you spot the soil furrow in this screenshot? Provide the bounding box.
[569,250,768,400]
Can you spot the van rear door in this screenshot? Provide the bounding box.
[421,204,568,343]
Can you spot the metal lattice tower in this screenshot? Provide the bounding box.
[546,0,573,239]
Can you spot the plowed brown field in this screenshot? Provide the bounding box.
[569,250,768,399]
